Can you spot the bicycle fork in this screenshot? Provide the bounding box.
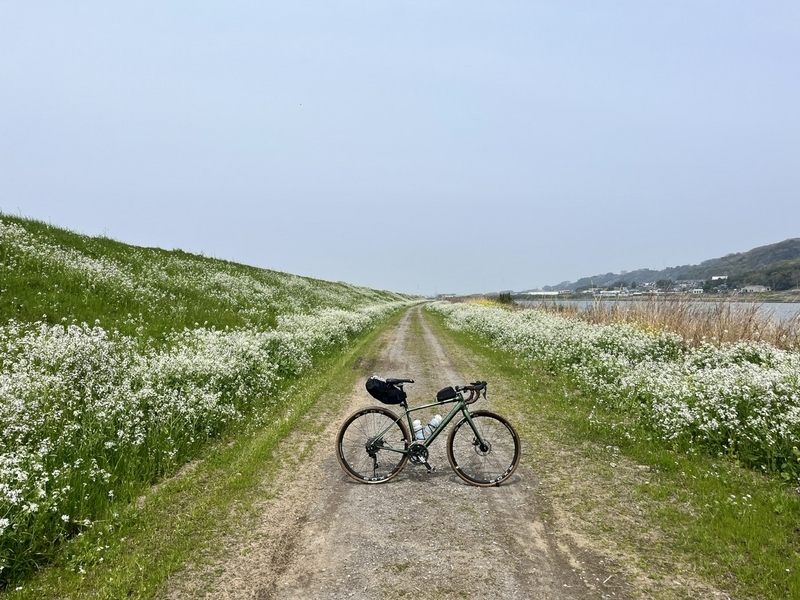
[463,411,491,454]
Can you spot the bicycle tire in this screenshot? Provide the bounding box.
[336,406,410,484]
[446,410,520,486]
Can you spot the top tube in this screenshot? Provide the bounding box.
[405,396,461,413]
[402,394,468,447]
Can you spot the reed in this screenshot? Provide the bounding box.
[429,301,800,486]
[533,297,800,350]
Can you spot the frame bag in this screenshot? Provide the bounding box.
[436,386,457,402]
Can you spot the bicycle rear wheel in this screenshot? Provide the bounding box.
[336,407,410,483]
[447,410,520,486]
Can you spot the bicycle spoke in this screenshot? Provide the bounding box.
[447,411,520,486]
[337,408,409,483]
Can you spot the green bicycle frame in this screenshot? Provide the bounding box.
[380,392,487,455]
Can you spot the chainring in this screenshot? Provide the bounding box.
[408,441,429,465]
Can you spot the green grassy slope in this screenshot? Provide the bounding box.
[0,213,408,341]
[7,311,404,600]
[0,213,414,588]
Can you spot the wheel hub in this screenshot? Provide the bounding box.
[473,438,492,456]
[365,434,388,457]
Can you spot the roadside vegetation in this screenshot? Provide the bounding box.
[425,306,800,599]
[0,215,414,589]
[4,311,402,600]
[428,301,800,483]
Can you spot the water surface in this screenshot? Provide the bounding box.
[518,299,800,321]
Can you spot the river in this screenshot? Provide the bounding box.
[518,299,800,321]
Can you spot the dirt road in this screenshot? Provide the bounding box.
[166,306,631,599]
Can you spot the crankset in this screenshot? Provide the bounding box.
[408,442,435,473]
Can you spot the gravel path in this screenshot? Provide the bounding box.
[166,306,630,600]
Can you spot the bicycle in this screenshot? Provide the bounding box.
[336,377,521,487]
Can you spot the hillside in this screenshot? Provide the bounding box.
[0,213,414,586]
[0,214,410,339]
[543,238,800,291]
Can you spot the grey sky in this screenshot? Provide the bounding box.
[2,2,798,295]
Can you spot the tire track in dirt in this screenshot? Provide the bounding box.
[165,306,628,599]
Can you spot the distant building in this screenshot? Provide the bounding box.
[524,291,559,297]
[711,275,728,281]
[741,285,770,293]
[675,280,704,291]
[692,288,704,294]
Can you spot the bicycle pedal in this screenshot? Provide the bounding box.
[424,464,436,474]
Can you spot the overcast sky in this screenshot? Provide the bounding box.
[2,2,798,295]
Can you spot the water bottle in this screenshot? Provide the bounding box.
[423,414,442,437]
[413,419,424,441]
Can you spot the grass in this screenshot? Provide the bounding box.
[0,213,409,342]
[1,308,404,599]
[435,299,800,486]
[424,309,800,600]
[0,214,414,587]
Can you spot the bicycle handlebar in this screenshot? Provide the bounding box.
[455,381,487,404]
[456,381,487,392]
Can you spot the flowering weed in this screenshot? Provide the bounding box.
[0,215,414,586]
[428,302,800,483]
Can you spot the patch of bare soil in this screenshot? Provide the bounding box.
[164,306,724,600]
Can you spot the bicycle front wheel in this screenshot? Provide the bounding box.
[336,407,410,484]
[447,410,520,486]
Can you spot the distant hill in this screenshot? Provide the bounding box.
[542,238,800,292]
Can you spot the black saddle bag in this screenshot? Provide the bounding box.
[366,376,407,405]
